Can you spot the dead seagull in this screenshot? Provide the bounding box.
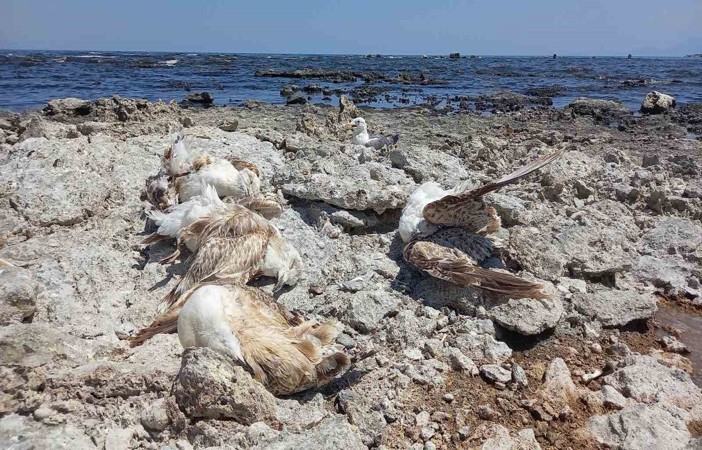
[176,153,261,202]
[142,183,226,245]
[346,117,399,149]
[398,148,564,299]
[177,284,350,396]
[128,204,303,348]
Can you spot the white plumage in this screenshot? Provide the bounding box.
[176,156,261,202]
[347,117,400,149]
[398,181,446,242]
[162,131,192,177]
[178,284,245,362]
[145,183,226,240]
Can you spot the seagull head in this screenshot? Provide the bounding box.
[345,117,367,133]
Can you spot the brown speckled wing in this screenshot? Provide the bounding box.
[226,156,260,177]
[158,233,269,313]
[423,148,564,232]
[230,195,284,220]
[404,240,552,300]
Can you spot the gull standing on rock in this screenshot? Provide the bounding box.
[177,284,350,396]
[399,148,564,299]
[347,117,400,150]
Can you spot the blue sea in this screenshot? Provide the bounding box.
[1,50,701,112]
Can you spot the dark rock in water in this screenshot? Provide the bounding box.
[286,94,308,105]
[672,103,702,136]
[475,90,551,113]
[523,85,567,97]
[641,91,676,114]
[280,84,300,97]
[621,78,650,87]
[43,98,92,116]
[566,97,629,124]
[302,83,323,94]
[350,85,391,104]
[256,68,357,83]
[182,92,214,107]
[449,53,460,59]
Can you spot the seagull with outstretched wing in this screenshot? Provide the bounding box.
[398,148,564,299]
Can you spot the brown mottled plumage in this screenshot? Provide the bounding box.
[177,284,350,395]
[401,148,564,299]
[224,193,284,220]
[226,156,260,177]
[131,205,303,346]
[422,148,564,232]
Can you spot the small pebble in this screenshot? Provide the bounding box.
[590,343,603,354]
[420,427,435,441]
[458,426,472,441]
[442,393,454,403]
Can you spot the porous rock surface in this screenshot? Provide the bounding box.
[0,96,701,449]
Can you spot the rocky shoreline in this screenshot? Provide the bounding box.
[0,94,701,449]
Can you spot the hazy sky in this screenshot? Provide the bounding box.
[2,0,701,55]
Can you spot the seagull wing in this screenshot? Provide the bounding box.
[226,156,260,177]
[365,134,400,150]
[422,148,563,232]
[403,240,552,299]
[230,195,284,220]
[157,233,269,313]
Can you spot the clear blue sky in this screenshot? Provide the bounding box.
[2,0,700,55]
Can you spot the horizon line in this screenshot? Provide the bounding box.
[0,47,697,58]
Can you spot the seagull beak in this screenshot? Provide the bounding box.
[273,277,285,293]
[345,122,356,131]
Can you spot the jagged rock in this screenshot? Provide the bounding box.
[566,97,629,123]
[104,427,134,450]
[0,266,40,324]
[219,119,239,132]
[259,417,365,450]
[387,147,470,184]
[537,358,578,407]
[286,94,308,105]
[480,365,512,384]
[488,298,564,335]
[601,385,627,409]
[0,414,95,449]
[451,319,512,364]
[276,393,329,431]
[140,398,170,432]
[588,404,691,450]
[487,193,529,226]
[658,335,689,354]
[341,290,399,333]
[182,92,214,106]
[280,147,415,213]
[174,347,277,424]
[447,348,479,374]
[633,256,700,298]
[509,200,639,281]
[512,364,528,388]
[338,95,359,123]
[641,91,676,114]
[43,98,92,117]
[571,288,657,327]
[0,324,94,369]
[473,424,542,450]
[603,355,702,420]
